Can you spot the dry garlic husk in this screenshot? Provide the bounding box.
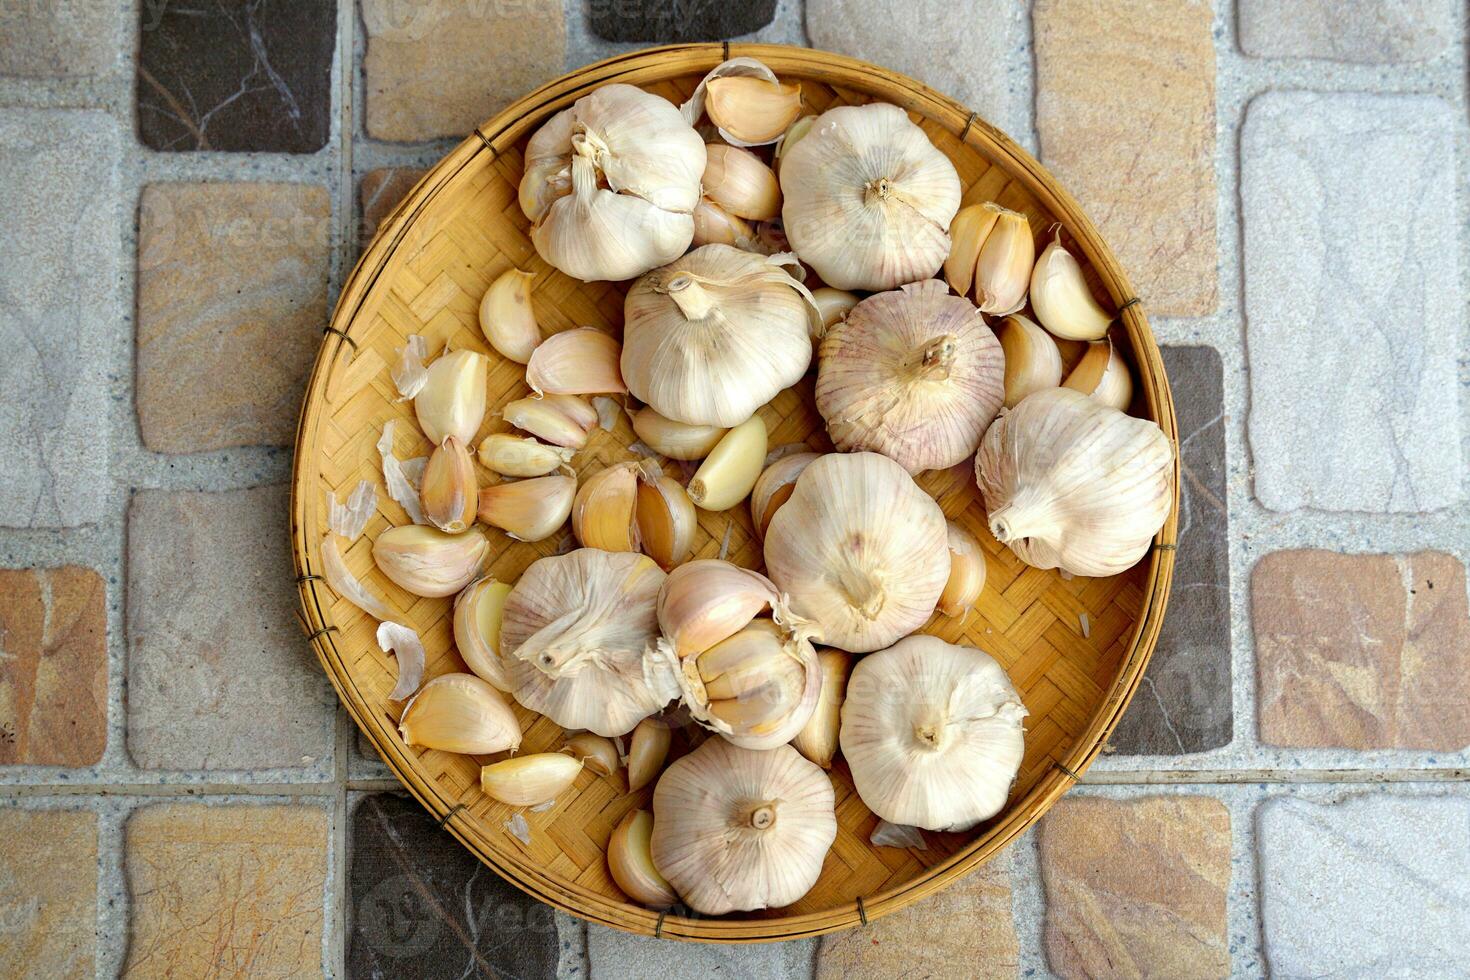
[656,558,788,658]
[398,672,521,755]
[750,451,818,538]
[372,524,489,598]
[419,435,477,533]
[635,466,697,571]
[478,474,576,542]
[976,387,1173,577]
[626,717,671,792]
[520,84,705,281]
[939,522,987,617]
[1063,337,1133,411]
[415,349,487,446]
[573,462,640,552]
[526,327,627,396]
[997,313,1062,409]
[479,267,541,364]
[781,102,960,291]
[809,287,859,341]
[453,576,513,691]
[1029,230,1113,341]
[816,280,1004,473]
[792,648,851,769]
[944,202,1035,315]
[630,407,726,461]
[608,810,678,908]
[841,635,1026,832]
[321,534,395,621]
[687,414,767,511]
[562,732,621,776]
[702,144,781,220]
[764,452,949,653]
[622,245,817,427]
[477,433,574,478]
[500,549,676,737]
[651,739,836,915]
[481,753,583,807]
[378,621,427,700]
[503,394,596,449]
[670,619,822,750]
[690,198,754,248]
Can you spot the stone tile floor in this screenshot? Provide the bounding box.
[0,0,1466,976]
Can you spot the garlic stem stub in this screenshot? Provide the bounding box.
[1029,229,1113,341]
[477,474,576,542]
[479,267,541,364]
[419,435,477,533]
[996,313,1063,409]
[629,407,726,461]
[687,414,767,511]
[372,524,489,598]
[481,753,583,807]
[608,810,678,908]
[452,576,513,691]
[415,349,487,446]
[398,673,521,756]
[1062,337,1134,412]
[791,647,851,769]
[938,521,987,618]
[626,717,671,792]
[502,395,596,449]
[477,433,574,478]
[525,327,627,396]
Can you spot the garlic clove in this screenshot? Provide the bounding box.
[607,809,678,908]
[750,451,818,538]
[938,521,987,617]
[679,619,822,749]
[656,558,785,658]
[702,144,781,221]
[705,76,803,145]
[809,287,860,341]
[687,415,766,511]
[477,474,576,542]
[1062,337,1134,412]
[1029,229,1113,341]
[525,327,627,396]
[997,313,1063,408]
[477,432,575,478]
[972,204,1035,315]
[419,435,478,533]
[479,267,541,364]
[398,672,521,755]
[372,524,489,598]
[415,349,487,446]
[562,732,621,776]
[502,395,596,449]
[626,717,671,792]
[943,203,1000,299]
[690,198,754,248]
[572,462,640,552]
[792,648,851,769]
[773,115,816,176]
[453,576,514,691]
[635,468,697,570]
[630,407,726,461]
[480,753,583,807]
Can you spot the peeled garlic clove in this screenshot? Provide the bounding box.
[526,327,627,396]
[997,313,1063,408]
[1029,229,1113,340]
[563,732,621,776]
[773,114,816,176]
[702,144,781,221]
[705,76,803,145]
[688,414,766,511]
[976,387,1172,577]
[809,287,860,341]
[792,648,851,769]
[477,432,574,478]
[938,522,987,617]
[635,468,697,571]
[626,717,671,792]
[630,407,726,461]
[419,435,478,533]
[750,451,818,538]
[502,395,595,449]
[398,673,521,755]
[608,809,678,908]
[415,349,487,446]
[372,524,489,598]
[972,204,1035,315]
[691,198,754,248]
[943,203,1000,300]
[657,558,784,658]
[1063,337,1133,411]
[479,268,541,364]
[453,576,513,691]
[481,753,583,807]
[571,462,639,552]
[478,474,576,542]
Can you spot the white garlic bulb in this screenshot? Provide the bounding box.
[975,388,1173,577]
[621,245,818,427]
[764,452,949,653]
[499,549,678,737]
[840,635,1026,832]
[780,102,961,291]
[651,738,836,915]
[816,280,1004,474]
[519,84,705,282]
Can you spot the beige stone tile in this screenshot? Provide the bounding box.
[1040,795,1230,979]
[0,808,97,979]
[123,802,327,979]
[1254,550,1470,750]
[136,182,330,453]
[0,0,117,77]
[0,566,107,766]
[1034,0,1218,316]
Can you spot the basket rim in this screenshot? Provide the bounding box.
[290,41,1180,942]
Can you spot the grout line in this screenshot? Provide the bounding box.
[1082,767,1470,785]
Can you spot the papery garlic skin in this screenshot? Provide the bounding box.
[841,636,1025,832]
[398,673,521,755]
[816,280,1004,474]
[1029,231,1113,341]
[976,388,1173,577]
[415,349,487,446]
[453,576,513,691]
[764,452,949,653]
[372,524,489,598]
[651,739,836,914]
[781,102,961,291]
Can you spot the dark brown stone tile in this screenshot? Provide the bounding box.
[589,0,777,42]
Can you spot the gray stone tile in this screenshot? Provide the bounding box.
[587,924,815,979]
[0,0,119,77]
[1243,92,1462,513]
[1238,0,1455,64]
[0,109,118,528]
[1109,346,1231,755]
[1258,793,1470,977]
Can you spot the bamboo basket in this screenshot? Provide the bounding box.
[291,43,1178,942]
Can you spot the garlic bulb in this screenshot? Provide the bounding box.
[1029,229,1113,341]
[657,558,789,658]
[415,349,486,446]
[397,673,521,755]
[453,576,513,691]
[938,522,987,617]
[750,451,817,538]
[791,647,850,769]
[841,635,1026,832]
[781,102,961,291]
[519,84,705,282]
[651,739,836,915]
[479,267,541,364]
[996,313,1062,409]
[764,452,949,653]
[372,524,489,598]
[976,387,1173,577]
[702,145,781,220]
[500,549,676,737]
[1062,337,1133,412]
[622,245,817,427]
[816,280,1004,474]
[944,202,1035,315]
[630,407,726,461]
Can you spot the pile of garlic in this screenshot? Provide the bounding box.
[318,56,1176,920]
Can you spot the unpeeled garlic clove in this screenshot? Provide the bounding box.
[635,467,697,570]
[938,521,987,617]
[691,198,754,247]
[809,287,860,341]
[525,327,627,396]
[419,435,478,533]
[572,463,640,552]
[701,144,780,221]
[687,414,766,511]
[705,76,803,145]
[943,203,1000,299]
[1063,337,1133,411]
[1029,229,1113,340]
[656,558,783,658]
[453,576,513,691]
[373,524,489,597]
[477,432,574,478]
[480,753,583,807]
[791,648,851,769]
[502,395,596,449]
[562,732,621,776]
[750,451,818,538]
[626,717,671,793]
[479,267,541,364]
[478,474,576,542]
[415,349,487,446]
[398,672,521,754]
[607,809,678,908]
[972,204,1034,315]
[630,407,726,461]
[997,313,1063,408]
[773,115,816,176]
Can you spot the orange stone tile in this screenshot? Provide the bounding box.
[0,808,97,978]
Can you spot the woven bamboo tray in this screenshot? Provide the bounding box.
[291,43,1179,942]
